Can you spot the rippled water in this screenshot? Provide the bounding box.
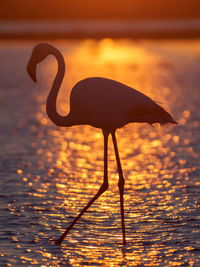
[0,39,200,266]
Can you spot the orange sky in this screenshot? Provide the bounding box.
[1,0,200,20]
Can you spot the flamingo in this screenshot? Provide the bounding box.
[27,43,177,245]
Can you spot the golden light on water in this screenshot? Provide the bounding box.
[3,39,200,266]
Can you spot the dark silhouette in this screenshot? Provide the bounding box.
[27,43,177,245]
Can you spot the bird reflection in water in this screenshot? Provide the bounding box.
[27,43,177,245]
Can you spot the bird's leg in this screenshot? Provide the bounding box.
[111,131,126,245]
[55,130,109,245]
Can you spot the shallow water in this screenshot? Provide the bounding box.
[0,39,200,266]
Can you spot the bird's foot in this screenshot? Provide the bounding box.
[55,238,63,245]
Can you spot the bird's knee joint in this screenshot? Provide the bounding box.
[102,182,108,192]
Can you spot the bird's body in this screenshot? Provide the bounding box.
[69,77,174,130]
[27,43,176,246]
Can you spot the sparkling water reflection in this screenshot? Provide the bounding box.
[0,39,200,266]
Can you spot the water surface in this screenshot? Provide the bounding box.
[0,39,200,266]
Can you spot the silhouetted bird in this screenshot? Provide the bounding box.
[27,43,177,245]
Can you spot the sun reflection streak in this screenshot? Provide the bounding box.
[35,39,180,265]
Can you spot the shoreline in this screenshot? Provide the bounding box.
[0,19,200,39]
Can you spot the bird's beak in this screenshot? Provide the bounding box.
[27,58,37,83]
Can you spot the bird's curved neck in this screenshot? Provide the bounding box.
[46,47,73,127]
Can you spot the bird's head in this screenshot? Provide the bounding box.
[27,43,52,83]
